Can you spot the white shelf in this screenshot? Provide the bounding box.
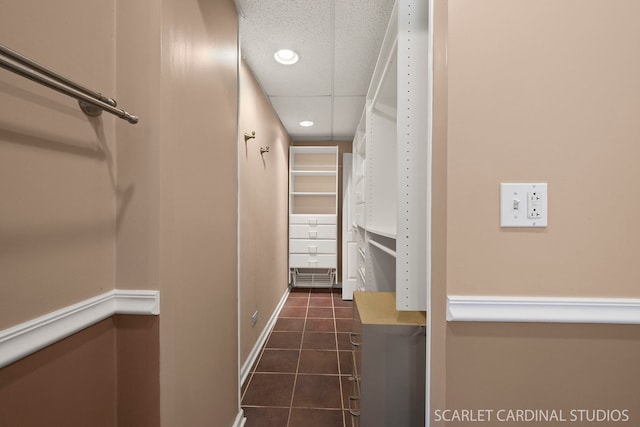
[291,192,337,196]
[367,3,399,103]
[291,146,338,154]
[293,164,337,169]
[371,43,398,112]
[365,40,397,235]
[357,142,367,155]
[291,170,337,176]
[368,239,397,258]
[366,227,396,240]
[358,267,366,283]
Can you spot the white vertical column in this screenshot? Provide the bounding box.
[396,0,430,312]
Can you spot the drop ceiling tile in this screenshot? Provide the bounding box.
[334,0,395,96]
[270,96,332,139]
[332,96,365,139]
[242,48,332,97]
[239,0,333,96]
[237,0,394,139]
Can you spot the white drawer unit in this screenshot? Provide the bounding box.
[289,239,336,254]
[289,224,337,240]
[289,254,337,269]
[289,214,337,226]
[289,146,339,287]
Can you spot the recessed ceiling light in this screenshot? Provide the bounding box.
[299,120,314,127]
[274,49,299,65]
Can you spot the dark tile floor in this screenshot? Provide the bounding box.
[242,288,354,427]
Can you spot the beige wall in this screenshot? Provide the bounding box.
[446,0,640,297]
[157,0,239,425]
[115,0,162,292]
[239,62,291,364]
[117,0,241,423]
[0,0,117,329]
[441,0,640,422]
[2,0,241,425]
[430,0,449,424]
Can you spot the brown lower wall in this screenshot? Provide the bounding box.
[0,316,159,427]
[115,315,160,427]
[0,319,117,427]
[444,322,640,426]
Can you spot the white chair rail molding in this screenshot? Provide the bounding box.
[447,295,640,324]
[0,289,160,368]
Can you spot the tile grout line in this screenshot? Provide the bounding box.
[242,290,304,409]
[332,291,348,427]
[285,290,310,427]
[244,290,349,425]
[241,316,275,403]
[243,290,310,398]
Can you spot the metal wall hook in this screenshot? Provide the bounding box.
[244,131,256,141]
[260,146,270,154]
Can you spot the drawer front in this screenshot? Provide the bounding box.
[290,225,337,239]
[289,214,337,225]
[290,239,336,254]
[289,254,337,268]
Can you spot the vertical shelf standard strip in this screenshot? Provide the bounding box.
[396,0,430,312]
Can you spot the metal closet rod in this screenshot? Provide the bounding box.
[0,43,138,124]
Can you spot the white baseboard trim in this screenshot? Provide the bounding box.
[447,295,640,324]
[240,287,290,385]
[232,409,246,427]
[0,289,160,368]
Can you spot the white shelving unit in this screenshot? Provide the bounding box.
[353,110,367,230]
[349,0,429,312]
[353,111,368,295]
[289,146,339,287]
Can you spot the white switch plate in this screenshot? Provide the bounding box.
[500,183,548,227]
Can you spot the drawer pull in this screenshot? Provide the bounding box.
[350,352,360,377]
[349,332,361,347]
[412,325,426,337]
[309,218,318,225]
[348,396,361,417]
[308,259,318,267]
[308,246,318,254]
[308,231,318,238]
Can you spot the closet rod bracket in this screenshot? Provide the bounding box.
[0,43,139,124]
[78,100,102,117]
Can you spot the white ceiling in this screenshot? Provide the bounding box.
[237,0,395,141]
